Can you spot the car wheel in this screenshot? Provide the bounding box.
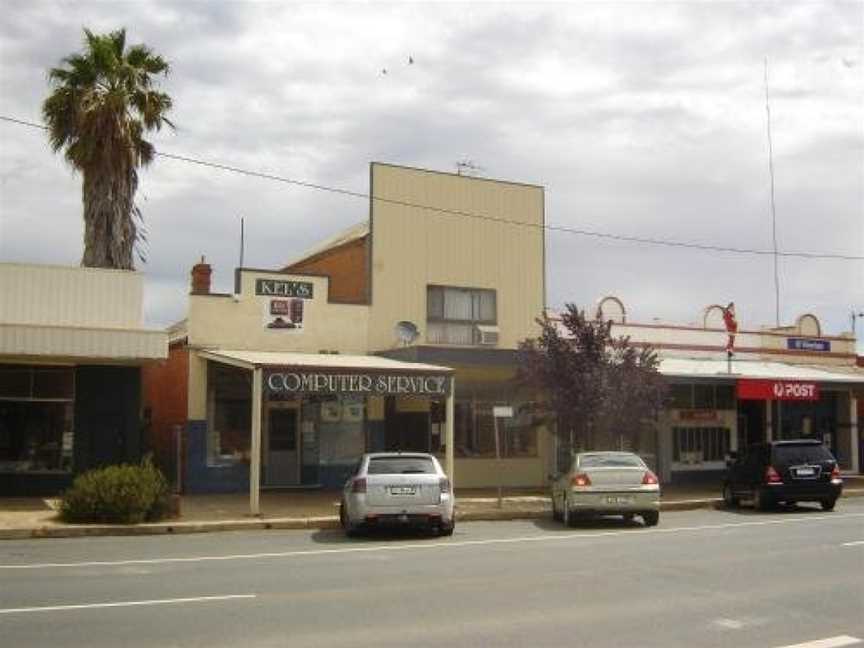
[339,502,358,537]
[722,483,739,508]
[753,488,773,512]
[820,498,837,512]
[622,513,635,523]
[642,511,659,527]
[439,521,455,537]
[563,498,574,527]
[552,494,563,522]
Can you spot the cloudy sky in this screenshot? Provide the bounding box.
[1,1,862,349]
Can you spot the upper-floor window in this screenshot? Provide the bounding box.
[426,286,497,345]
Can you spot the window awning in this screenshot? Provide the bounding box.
[660,358,864,384]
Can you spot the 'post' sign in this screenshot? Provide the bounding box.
[736,379,819,401]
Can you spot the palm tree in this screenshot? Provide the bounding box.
[42,28,173,269]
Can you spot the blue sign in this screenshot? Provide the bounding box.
[787,338,830,352]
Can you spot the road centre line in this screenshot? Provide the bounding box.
[0,594,257,615]
[772,635,861,648]
[840,540,864,547]
[2,512,862,571]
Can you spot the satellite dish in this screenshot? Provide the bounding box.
[395,320,420,346]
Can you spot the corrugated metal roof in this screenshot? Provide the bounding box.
[660,358,864,383]
[200,349,453,373]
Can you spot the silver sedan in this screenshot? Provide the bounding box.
[340,452,456,536]
[550,451,660,527]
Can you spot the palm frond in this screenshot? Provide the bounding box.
[42,26,173,270]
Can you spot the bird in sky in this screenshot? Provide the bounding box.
[408,55,414,65]
[381,68,388,75]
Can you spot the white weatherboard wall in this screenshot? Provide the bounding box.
[0,263,143,328]
[0,263,166,362]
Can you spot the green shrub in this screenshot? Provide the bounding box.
[60,457,171,524]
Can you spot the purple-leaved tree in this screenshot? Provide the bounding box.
[517,305,668,468]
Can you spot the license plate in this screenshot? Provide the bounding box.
[796,467,815,477]
[606,496,633,505]
[390,486,416,496]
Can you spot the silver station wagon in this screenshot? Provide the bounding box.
[340,452,455,536]
[551,451,660,527]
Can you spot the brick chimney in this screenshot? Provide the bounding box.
[190,256,212,294]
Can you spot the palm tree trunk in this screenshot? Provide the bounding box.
[81,167,137,269]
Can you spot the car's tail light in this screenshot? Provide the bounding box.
[830,465,842,483]
[351,477,367,493]
[642,471,659,485]
[571,473,592,487]
[765,465,783,484]
[439,477,451,494]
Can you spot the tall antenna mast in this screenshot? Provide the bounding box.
[764,57,781,327]
[239,216,245,268]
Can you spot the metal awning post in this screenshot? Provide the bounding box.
[446,376,455,489]
[250,367,262,517]
[850,390,860,474]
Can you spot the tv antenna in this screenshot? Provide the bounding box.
[456,159,484,176]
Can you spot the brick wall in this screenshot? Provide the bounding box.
[285,237,368,304]
[141,344,189,480]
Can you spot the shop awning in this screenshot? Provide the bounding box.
[0,323,167,363]
[199,349,453,374]
[659,358,864,384]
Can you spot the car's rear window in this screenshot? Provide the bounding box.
[773,444,833,465]
[579,454,644,468]
[367,456,436,475]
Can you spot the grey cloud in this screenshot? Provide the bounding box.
[1,1,861,345]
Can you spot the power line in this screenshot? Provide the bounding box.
[2,114,862,262]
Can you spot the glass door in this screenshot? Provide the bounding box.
[264,405,299,487]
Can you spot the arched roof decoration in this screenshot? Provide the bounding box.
[796,313,821,337]
[703,304,727,329]
[596,295,626,324]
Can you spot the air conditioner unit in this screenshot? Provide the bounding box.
[475,325,500,346]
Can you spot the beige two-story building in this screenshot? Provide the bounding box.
[143,163,550,501]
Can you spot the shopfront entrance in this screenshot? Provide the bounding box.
[264,403,300,487]
[738,399,766,448]
[197,349,455,515]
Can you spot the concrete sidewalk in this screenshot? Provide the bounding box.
[2,478,862,540]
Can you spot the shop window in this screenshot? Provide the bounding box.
[715,385,735,410]
[447,401,537,458]
[672,427,730,463]
[0,365,75,474]
[669,384,692,409]
[427,286,496,345]
[207,363,251,464]
[694,384,715,409]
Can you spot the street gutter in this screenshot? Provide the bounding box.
[1,489,862,541]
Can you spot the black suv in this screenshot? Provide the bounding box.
[722,439,843,511]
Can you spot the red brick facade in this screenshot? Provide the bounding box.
[284,236,368,304]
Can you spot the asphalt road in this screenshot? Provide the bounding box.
[1,499,863,648]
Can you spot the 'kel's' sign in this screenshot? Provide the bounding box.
[256,279,314,299]
[737,379,819,401]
